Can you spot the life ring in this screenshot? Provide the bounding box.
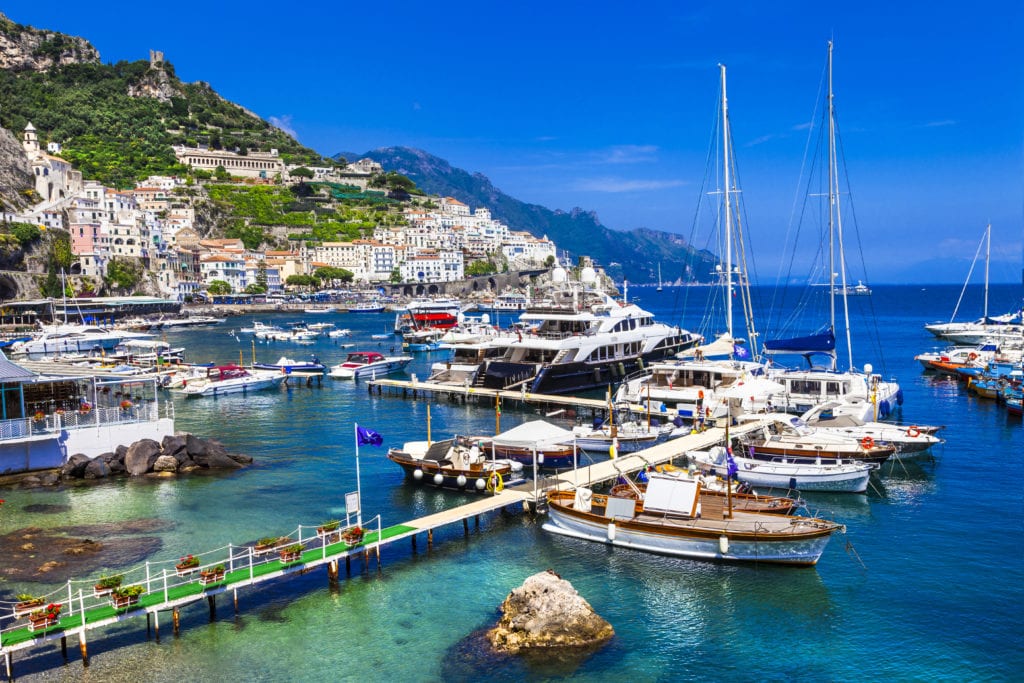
[486,471,504,493]
[860,436,875,449]
[906,426,921,438]
[968,352,978,361]
[78,403,91,414]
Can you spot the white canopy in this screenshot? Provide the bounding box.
[491,420,576,448]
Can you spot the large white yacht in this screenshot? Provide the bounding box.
[478,284,700,395]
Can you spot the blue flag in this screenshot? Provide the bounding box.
[356,426,383,446]
[726,447,738,478]
[733,344,750,359]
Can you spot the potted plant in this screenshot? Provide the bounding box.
[28,603,62,631]
[120,399,133,410]
[199,564,226,585]
[110,585,144,609]
[342,525,365,546]
[94,574,124,597]
[254,536,286,554]
[14,594,44,618]
[175,554,201,576]
[317,520,340,540]
[279,543,304,564]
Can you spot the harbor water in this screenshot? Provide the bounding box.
[1,284,1022,681]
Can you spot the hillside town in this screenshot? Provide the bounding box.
[1,122,558,300]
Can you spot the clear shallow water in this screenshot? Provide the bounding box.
[2,285,1023,681]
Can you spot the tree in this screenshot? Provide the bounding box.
[314,266,354,286]
[544,254,556,268]
[244,282,267,294]
[207,279,232,295]
[8,222,41,246]
[290,167,314,180]
[256,260,268,290]
[389,268,403,284]
[104,257,142,293]
[466,259,496,276]
[214,165,230,181]
[285,274,317,290]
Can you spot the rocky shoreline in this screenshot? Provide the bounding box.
[10,433,252,488]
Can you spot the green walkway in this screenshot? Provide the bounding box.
[1,524,417,650]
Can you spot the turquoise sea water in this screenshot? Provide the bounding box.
[2,284,1023,682]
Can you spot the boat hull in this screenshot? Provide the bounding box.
[386,452,521,492]
[180,375,286,397]
[543,502,835,566]
[328,358,411,379]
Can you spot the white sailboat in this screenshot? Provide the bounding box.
[764,42,902,423]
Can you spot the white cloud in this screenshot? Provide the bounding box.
[574,177,687,193]
[923,119,956,127]
[268,115,297,139]
[602,145,659,164]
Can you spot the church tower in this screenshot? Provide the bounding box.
[22,122,39,156]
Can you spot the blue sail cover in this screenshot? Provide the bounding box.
[763,326,836,355]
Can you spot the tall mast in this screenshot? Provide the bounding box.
[984,223,991,319]
[827,41,853,371]
[720,64,734,346]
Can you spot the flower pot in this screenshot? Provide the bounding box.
[28,615,58,632]
[14,600,44,618]
[110,595,140,609]
[279,550,301,564]
[94,585,117,598]
[199,570,225,586]
[175,562,200,577]
[317,527,340,541]
[254,539,284,555]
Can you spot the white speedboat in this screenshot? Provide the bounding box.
[328,351,412,379]
[571,420,662,454]
[253,355,326,377]
[10,324,152,358]
[179,365,287,397]
[799,402,944,456]
[689,445,873,493]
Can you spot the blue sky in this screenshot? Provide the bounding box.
[3,1,1022,283]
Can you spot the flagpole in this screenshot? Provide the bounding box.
[353,423,363,526]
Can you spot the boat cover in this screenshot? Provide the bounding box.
[763,327,836,355]
[490,420,577,448]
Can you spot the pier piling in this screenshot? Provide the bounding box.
[233,589,239,614]
[154,610,160,642]
[427,529,433,548]
[207,596,216,621]
[172,607,180,636]
[78,630,88,667]
[61,636,67,660]
[4,651,11,682]
[327,560,339,583]
[411,535,417,552]
[463,519,469,536]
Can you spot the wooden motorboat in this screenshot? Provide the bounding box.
[387,436,525,492]
[609,470,800,515]
[543,472,843,566]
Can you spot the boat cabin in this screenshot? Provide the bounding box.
[342,352,384,366]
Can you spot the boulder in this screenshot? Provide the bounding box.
[487,570,614,655]
[201,450,243,469]
[38,472,61,487]
[124,439,161,476]
[115,444,129,462]
[61,453,91,479]
[227,452,253,465]
[152,455,179,473]
[161,434,187,457]
[83,458,110,479]
[185,434,207,458]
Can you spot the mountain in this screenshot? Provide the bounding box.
[354,147,717,283]
[0,12,327,189]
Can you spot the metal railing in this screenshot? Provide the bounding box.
[0,402,167,442]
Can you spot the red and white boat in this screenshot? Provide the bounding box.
[328,351,412,380]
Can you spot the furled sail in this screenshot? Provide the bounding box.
[763,326,835,355]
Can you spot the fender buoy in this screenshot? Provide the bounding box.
[906,426,921,438]
[486,471,504,493]
[860,436,875,449]
[968,352,978,361]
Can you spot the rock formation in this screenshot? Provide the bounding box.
[487,570,614,655]
[51,433,251,484]
[0,12,99,72]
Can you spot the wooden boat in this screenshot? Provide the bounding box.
[543,472,843,566]
[609,470,800,515]
[736,416,894,466]
[471,420,580,470]
[386,436,525,492]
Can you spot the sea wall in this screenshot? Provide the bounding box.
[0,417,175,475]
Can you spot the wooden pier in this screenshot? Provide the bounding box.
[366,376,693,424]
[0,420,759,679]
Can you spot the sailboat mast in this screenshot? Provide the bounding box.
[984,223,991,319]
[827,41,854,371]
[720,64,734,346]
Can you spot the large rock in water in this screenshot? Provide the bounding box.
[487,570,614,654]
[124,439,161,476]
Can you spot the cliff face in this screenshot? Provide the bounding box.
[0,125,32,211]
[0,12,99,72]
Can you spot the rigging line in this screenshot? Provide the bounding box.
[771,54,829,326]
[949,228,987,323]
[834,119,888,374]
